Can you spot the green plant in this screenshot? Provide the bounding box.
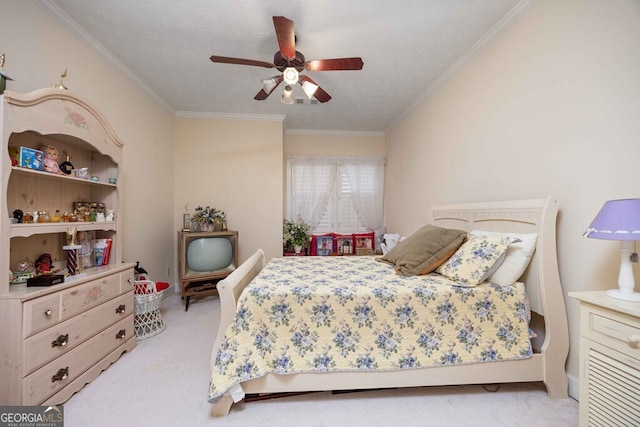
[283,217,310,250]
[192,205,226,224]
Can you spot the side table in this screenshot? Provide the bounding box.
[569,291,640,426]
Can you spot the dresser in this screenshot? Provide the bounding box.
[569,291,640,426]
[0,89,136,405]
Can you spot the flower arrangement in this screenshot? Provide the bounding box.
[283,217,311,251]
[192,205,226,225]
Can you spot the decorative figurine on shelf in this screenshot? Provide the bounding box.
[0,53,14,95]
[59,152,74,175]
[41,145,64,174]
[12,209,23,223]
[35,253,53,274]
[54,68,68,90]
[63,230,82,275]
[66,226,78,246]
[8,145,19,166]
[105,209,115,221]
[63,244,82,275]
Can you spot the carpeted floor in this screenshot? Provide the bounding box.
[62,292,579,427]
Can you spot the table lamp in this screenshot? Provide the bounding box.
[584,198,640,302]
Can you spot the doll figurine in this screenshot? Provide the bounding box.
[42,145,64,174]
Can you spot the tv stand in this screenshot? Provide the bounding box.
[181,278,222,311]
[177,230,238,311]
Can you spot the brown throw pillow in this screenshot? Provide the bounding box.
[378,224,466,276]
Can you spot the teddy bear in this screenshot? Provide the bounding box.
[42,145,64,174]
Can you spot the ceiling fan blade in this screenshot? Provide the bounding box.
[210,55,274,68]
[298,75,332,103]
[254,75,283,100]
[305,57,364,71]
[254,89,271,101]
[273,16,296,60]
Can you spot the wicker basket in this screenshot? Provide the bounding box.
[133,279,166,340]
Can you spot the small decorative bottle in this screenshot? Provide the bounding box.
[61,211,70,222]
[23,212,34,224]
[50,210,61,223]
[59,155,74,175]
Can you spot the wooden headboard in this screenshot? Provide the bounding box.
[429,197,560,316]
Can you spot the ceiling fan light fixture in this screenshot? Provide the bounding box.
[261,76,280,94]
[281,85,294,105]
[301,80,318,99]
[283,67,299,85]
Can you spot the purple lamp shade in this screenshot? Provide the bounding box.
[584,199,640,240]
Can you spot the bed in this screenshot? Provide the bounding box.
[209,197,569,416]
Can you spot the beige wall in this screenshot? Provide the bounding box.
[385,0,640,398]
[1,0,175,283]
[284,131,385,157]
[174,117,284,264]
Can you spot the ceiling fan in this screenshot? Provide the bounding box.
[210,16,364,104]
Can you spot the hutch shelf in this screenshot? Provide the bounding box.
[0,89,136,405]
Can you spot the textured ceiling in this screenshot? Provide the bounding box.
[40,0,525,133]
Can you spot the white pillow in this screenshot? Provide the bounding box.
[468,230,537,285]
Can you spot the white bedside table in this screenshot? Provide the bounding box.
[569,291,640,426]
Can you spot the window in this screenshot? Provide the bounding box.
[286,157,384,235]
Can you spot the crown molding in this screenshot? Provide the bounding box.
[285,128,385,137]
[34,0,174,113]
[175,111,286,122]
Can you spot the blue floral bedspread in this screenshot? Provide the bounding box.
[208,256,532,402]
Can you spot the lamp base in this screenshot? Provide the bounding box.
[606,288,640,302]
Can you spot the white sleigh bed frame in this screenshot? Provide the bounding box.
[210,197,569,416]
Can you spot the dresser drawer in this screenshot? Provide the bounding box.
[582,305,640,359]
[60,274,121,322]
[22,314,134,405]
[22,274,125,338]
[23,292,133,376]
[120,270,135,293]
[23,293,61,338]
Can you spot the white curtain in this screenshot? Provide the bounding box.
[288,157,337,231]
[343,158,386,250]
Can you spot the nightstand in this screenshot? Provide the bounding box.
[569,291,640,426]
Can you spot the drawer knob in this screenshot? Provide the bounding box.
[44,309,53,317]
[629,335,640,348]
[51,334,69,348]
[115,304,126,314]
[128,278,133,283]
[116,329,127,339]
[51,367,69,383]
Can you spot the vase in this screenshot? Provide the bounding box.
[294,245,302,254]
[202,222,214,232]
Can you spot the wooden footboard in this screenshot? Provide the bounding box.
[210,249,266,372]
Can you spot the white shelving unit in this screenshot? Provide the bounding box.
[0,89,136,405]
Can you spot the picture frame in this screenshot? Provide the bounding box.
[333,234,354,255]
[183,213,191,231]
[353,232,375,256]
[315,234,334,256]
